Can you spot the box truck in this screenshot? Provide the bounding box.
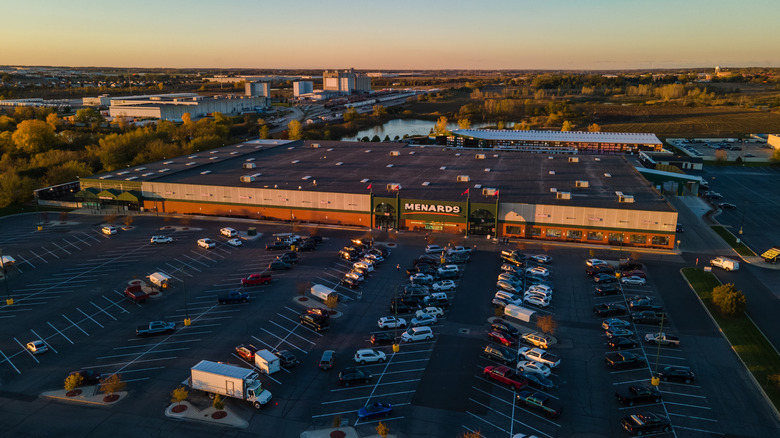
[149,272,171,288]
[311,283,337,302]
[254,349,280,375]
[189,360,272,409]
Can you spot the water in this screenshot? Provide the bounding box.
[340,119,495,141]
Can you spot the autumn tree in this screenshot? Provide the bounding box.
[0,115,16,131]
[537,315,558,335]
[325,294,338,310]
[497,121,505,130]
[171,386,188,405]
[212,394,225,410]
[0,170,36,207]
[372,105,387,117]
[44,160,94,186]
[561,120,573,132]
[99,374,126,397]
[64,374,83,391]
[288,120,303,140]
[587,123,601,132]
[45,112,60,131]
[181,112,192,125]
[343,107,359,122]
[458,118,471,129]
[714,149,728,161]
[376,421,390,438]
[711,283,746,318]
[11,120,56,154]
[434,116,448,135]
[458,431,481,438]
[259,124,270,139]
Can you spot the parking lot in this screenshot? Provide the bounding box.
[0,213,778,438]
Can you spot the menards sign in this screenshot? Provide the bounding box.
[403,203,462,215]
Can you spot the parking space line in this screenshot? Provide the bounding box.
[665,401,711,410]
[115,339,201,349]
[268,319,317,345]
[311,408,357,419]
[76,308,104,328]
[382,368,427,375]
[61,314,89,336]
[40,246,60,259]
[104,294,132,312]
[466,411,512,436]
[321,389,416,405]
[86,357,179,369]
[355,415,405,426]
[69,234,92,247]
[91,301,118,321]
[168,260,198,275]
[97,348,190,360]
[30,329,58,353]
[79,231,101,243]
[660,390,706,399]
[61,238,81,251]
[255,330,307,353]
[112,366,166,374]
[27,250,46,264]
[50,242,71,255]
[14,338,40,363]
[47,322,74,344]
[672,425,725,435]
[180,254,211,268]
[0,347,21,373]
[668,412,717,422]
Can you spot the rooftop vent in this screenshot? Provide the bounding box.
[209,151,218,154]
[493,154,499,158]
[116,171,129,175]
[568,157,579,163]
[550,188,557,192]
[365,149,372,153]
[287,147,295,150]
[311,143,320,148]
[142,172,154,176]
[209,157,218,160]
[482,188,498,196]
[327,148,334,151]
[291,160,300,164]
[251,173,262,177]
[548,156,554,160]
[386,164,394,168]
[604,173,612,177]
[616,191,635,203]
[576,180,589,188]
[474,184,482,189]
[124,176,138,181]
[422,181,430,186]
[386,183,401,191]
[246,158,255,162]
[455,153,461,157]
[361,178,370,183]
[409,151,415,155]
[549,171,556,175]
[229,151,238,155]
[557,191,571,200]
[199,170,211,175]
[595,157,601,161]
[390,150,401,156]
[475,154,486,159]
[456,175,470,182]
[188,155,198,159]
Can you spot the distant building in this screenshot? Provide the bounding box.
[108,94,267,122]
[768,134,780,150]
[293,81,314,97]
[245,81,270,97]
[448,129,663,154]
[639,151,703,171]
[323,69,371,94]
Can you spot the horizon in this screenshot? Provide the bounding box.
[3,0,779,70]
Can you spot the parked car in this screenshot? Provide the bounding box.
[705,191,723,200]
[488,330,517,347]
[605,352,646,369]
[490,321,519,338]
[594,284,621,296]
[525,266,550,277]
[621,412,671,435]
[431,280,456,292]
[424,244,444,254]
[220,227,238,237]
[241,273,272,286]
[521,332,555,349]
[275,350,299,368]
[482,344,517,365]
[266,241,289,251]
[409,273,434,284]
[101,225,118,235]
[607,336,638,350]
[340,277,360,289]
[605,327,634,339]
[621,276,646,286]
[226,238,242,247]
[370,332,395,345]
[593,303,627,317]
[594,273,617,284]
[520,371,555,391]
[401,326,434,342]
[415,307,444,318]
[67,369,102,386]
[516,360,551,377]
[585,258,609,267]
[26,340,48,355]
[655,365,695,383]
[524,295,550,308]
[235,344,258,361]
[338,367,373,386]
[529,254,552,264]
[269,259,291,270]
[357,402,393,419]
[483,365,528,390]
[586,264,615,277]
[615,384,661,406]
[197,238,215,249]
[602,318,631,330]
[354,349,387,365]
[150,235,173,244]
[515,390,562,419]
[719,202,737,210]
[631,311,666,325]
[377,316,407,329]
[518,347,560,368]
[411,313,437,327]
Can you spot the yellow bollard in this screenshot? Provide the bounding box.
[392,343,399,353]
[651,376,660,387]
[184,318,191,326]
[6,298,13,305]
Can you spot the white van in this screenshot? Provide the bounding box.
[220,227,238,237]
[401,326,433,343]
[710,257,740,271]
[310,284,338,302]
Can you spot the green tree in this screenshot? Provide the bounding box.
[11,120,56,154]
[561,120,573,131]
[343,107,359,122]
[288,120,303,140]
[457,118,471,129]
[259,124,270,139]
[171,386,188,405]
[74,107,105,130]
[711,283,746,318]
[44,160,94,186]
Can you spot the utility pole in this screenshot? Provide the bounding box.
[0,249,12,305]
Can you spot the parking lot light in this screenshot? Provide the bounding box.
[1,249,12,306]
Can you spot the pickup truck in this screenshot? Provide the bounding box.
[518,347,560,368]
[124,284,150,303]
[515,390,563,418]
[136,321,175,336]
[644,332,680,346]
[483,365,528,390]
[218,291,249,304]
[241,273,271,287]
[605,352,646,369]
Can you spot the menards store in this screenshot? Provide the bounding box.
[78,139,678,249]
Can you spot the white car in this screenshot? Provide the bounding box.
[446,246,473,255]
[197,238,215,249]
[354,261,374,272]
[529,254,552,264]
[517,360,551,377]
[500,264,521,273]
[354,349,387,365]
[220,227,238,237]
[101,226,117,235]
[518,347,561,368]
[364,253,384,263]
[431,280,456,292]
[377,316,407,329]
[409,273,434,284]
[524,295,550,308]
[496,281,521,293]
[415,307,444,318]
[526,266,550,277]
[425,244,444,254]
[26,340,48,355]
[497,273,521,283]
[437,264,459,275]
[527,284,553,295]
[524,290,551,302]
[150,235,173,244]
[401,326,434,342]
[226,238,242,247]
[345,271,364,281]
[410,314,437,327]
[586,258,609,267]
[495,291,523,305]
[621,276,646,286]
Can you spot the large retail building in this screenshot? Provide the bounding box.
[78,140,678,249]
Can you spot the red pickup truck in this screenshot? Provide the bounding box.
[124,285,150,303]
[241,273,272,286]
[483,365,528,390]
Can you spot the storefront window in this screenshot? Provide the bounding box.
[587,231,604,241]
[630,234,647,244]
[651,235,670,246]
[608,233,623,243]
[546,228,562,238]
[529,227,542,237]
[567,230,582,240]
[506,226,524,235]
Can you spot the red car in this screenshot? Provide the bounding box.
[241,273,272,286]
[488,330,517,347]
[236,344,258,361]
[483,365,528,390]
[621,270,646,279]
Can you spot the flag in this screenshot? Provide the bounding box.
[462,188,469,196]
[494,189,499,197]
[367,183,372,190]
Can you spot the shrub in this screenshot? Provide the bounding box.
[711,283,747,318]
[171,386,188,405]
[64,374,83,391]
[212,394,224,410]
[99,374,126,396]
[376,421,390,438]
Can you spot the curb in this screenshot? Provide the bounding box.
[678,269,780,423]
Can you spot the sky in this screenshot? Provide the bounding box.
[3,0,780,70]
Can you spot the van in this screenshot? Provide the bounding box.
[310,284,337,302]
[710,256,740,271]
[319,350,335,370]
[102,226,117,235]
[220,227,238,237]
[401,326,433,343]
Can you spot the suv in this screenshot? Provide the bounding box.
[425,244,444,254]
[401,326,433,342]
[101,226,118,235]
[338,367,373,386]
[521,332,554,349]
[150,235,173,244]
[197,238,216,249]
[220,227,238,237]
[354,349,387,365]
[278,252,299,264]
[482,344,517,365]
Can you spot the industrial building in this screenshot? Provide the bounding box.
[245,81,271,97]
[107,94,268,122]
[77,140,678,249]
[449,129,663,154]
[323,69,372,94]
[293,81,314,97]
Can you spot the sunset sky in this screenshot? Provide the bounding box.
[4,0,779,70]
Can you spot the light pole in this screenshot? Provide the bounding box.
[738,200,748,240]
[0,249,12,305]
[182,266,190,326]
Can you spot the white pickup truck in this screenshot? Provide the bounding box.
[710,257,739,271]
[518,346,560,368]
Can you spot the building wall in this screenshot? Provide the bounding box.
[768,134,780,150]
[246,82,270,97]
[355,76,372,92]
[293,81,314,97]
[108,96,267,121]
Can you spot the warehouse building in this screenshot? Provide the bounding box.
[77,140,678,249]
[108,94,268,122]
[449,129,663,154]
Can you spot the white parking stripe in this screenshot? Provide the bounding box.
[665,401,711,410]
[467,397,556,437]
[0,347,21,374]
[673,425,725,435]
[30,329,57,354]
[47,322,74,344]
[667,412,717,421]
[76,308,104,328]
[268,319,316,345]
[104,295,132,313]
[50,242,71,255]
[62,314,89,336]
[97,348,190,359]
[27,251,46,264]
[321,389,416,405]
[167,261,197,275]
[61,238,81,251]
[91,301,118,321]
[255,330,306,353]
[660,390,707,399]
[40,246,60,259]
[69,234,92,247]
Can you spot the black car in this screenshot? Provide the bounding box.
[618,261,644,272]
[338,367,373,386]
[388,301,415,314]
[339,250,358,261]
[490,321,520,338]
[296,240,317,251]
[391,295,422,307]
[586,264,615,276]
[435,270,458,280]
[595,284,621,296]
[608,336,638,350]
[269,259,291,270]
[656,365,695,383]
[676,224,685,233]
[482,344,517,365]
[340,277,360,289]
[605,352,646,369]
[403,284,430,295]
[265,241,289,251]
[593,303,627,317]
[274,350,299,368]
[621,412,671,435]
[414,255,440,265]
[719,202,737,210]
[628,299,663,312]
[279,252,299,264]
[631,311,665,325]
[68,369,102,385]
[594,273,618,284]
[401,289,430,299]
[520,371,555,391]
[371,332,395,345]
[615,384,661,406]
[306,235,323,244]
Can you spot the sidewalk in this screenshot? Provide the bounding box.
[164,401,248,428]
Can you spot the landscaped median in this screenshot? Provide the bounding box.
[710,225,756,257]
[681,267,780,411]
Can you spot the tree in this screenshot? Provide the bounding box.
[181,112,192,125]
[343,107,359,122]
[0,115,16,131]
[376,421,390,438]
[711,283,746,318]
[587,123,601,132]
[325,294,338,310]
[11,120,56,154]
[99,374,126,397]
[383,135,390,142]
[561,120,573,132]
[259,124,269,139]
[371,135,381,142]
[434,116,448,135]
[372,105,387,117]
[458,431,481,438]
[45,113,60,131]
[157,83,164,91]
[458,118,471,129]
[714,149,728,161]
[0,170,36,207]
[74,108,105,130]
[516,120,531,130]
[212,394,225,410]
[44,160,94,186]
[64,374,83,391]
[537,315,557,335]
[497,121,505,130]
[288,120,303,140]
[171,386,188,405]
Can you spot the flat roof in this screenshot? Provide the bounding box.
[86,140,673,212]
[452,129,663,145]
